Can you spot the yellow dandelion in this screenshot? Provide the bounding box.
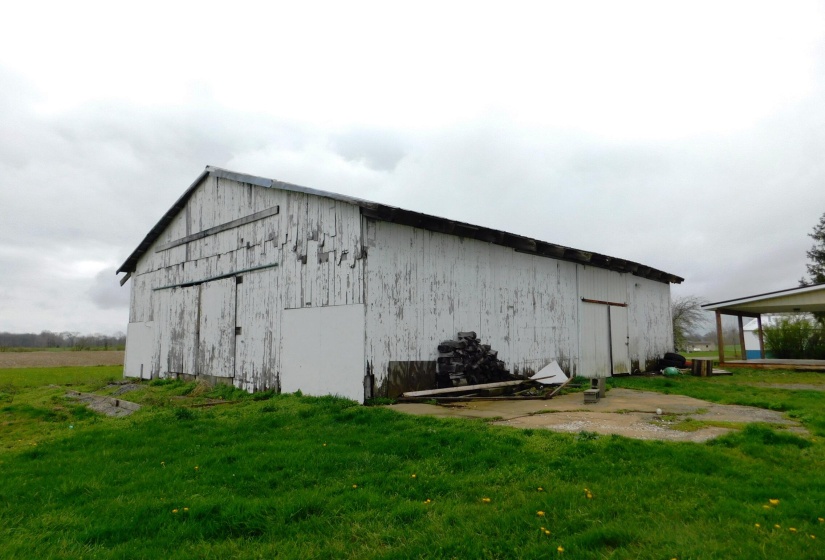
[537,511,545,517]
[352,484,358,489]
[557,546,564,553]
[424,499,431,504]
[323,443,327,447]
[586,493,593,499]
[544,530,551,535]
[194,466,199,471]
[482,497,491,503]
[762,505,771,509]
[811,535,816,539]
[161,461,165,467]
[769,499,779,505]
[755,523,761,528]
[183,507,189,512]
[819,517,824,523]
[538,487,544,492]
[775,524,781,529]
[411,474,416,478]
[789,528,797,533]
[172,509,178,514]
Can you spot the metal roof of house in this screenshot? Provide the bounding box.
[117,166,684,284]
[702,283,825,314]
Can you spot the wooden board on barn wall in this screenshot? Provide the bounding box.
[364,220,579,388]
[198,277,236,378]
[387,361,437,398]
[234,267,279,392]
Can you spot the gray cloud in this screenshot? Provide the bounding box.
[88,267,130,310]
[330,128,408,171]
[2,48,825,335]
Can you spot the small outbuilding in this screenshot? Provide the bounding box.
[118,166,683,401]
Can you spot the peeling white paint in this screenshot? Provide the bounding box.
[125,173,675,399]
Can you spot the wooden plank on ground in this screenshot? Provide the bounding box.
[402,379,526,398]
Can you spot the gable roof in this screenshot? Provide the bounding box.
[117,166,684,284]
[702,283,825,314]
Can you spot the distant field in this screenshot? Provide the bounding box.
[0,350,124,369]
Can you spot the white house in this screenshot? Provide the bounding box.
[118,166,683,401]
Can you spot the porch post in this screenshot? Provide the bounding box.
[716,310,725,364]
[737,314,747,361]
[757,315,765,359]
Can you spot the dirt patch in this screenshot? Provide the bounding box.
[388,388,804,442]
[0,351,124,368]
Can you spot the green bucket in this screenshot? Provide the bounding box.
[662,367,680,377]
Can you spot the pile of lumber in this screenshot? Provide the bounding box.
[436,331,511,388]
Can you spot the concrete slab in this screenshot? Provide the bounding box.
[387,388,804,442]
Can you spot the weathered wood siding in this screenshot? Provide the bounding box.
[363,219,580,394]
[626,276,673,372]
[125,174,365,392]
[363,221,674,390]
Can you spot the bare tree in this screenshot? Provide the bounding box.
[672,295,708,351]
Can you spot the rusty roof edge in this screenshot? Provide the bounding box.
[117,166,684,284]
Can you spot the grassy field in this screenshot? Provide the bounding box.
[1,367,824,559]
[684,345,744,359]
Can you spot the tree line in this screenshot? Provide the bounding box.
[0,331,126,351]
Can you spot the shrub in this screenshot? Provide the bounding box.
[763,315,825,359]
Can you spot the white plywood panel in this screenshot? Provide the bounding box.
[198,278,236,377]
[234,267,279,391]
[610,305,630,374]
[124,321,154,379]
[280,304,365,402]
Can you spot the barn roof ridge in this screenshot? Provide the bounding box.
[117,165,684,284]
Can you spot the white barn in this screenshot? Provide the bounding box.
[118,166,683,401]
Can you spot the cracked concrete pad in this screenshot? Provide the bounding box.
[66,391,141,417]
[388,388,805,442]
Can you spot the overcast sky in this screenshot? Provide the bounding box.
[2,0,824,335]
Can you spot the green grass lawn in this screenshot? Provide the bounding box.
[1,367,824,559]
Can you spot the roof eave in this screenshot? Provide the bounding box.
[117,166,684,285]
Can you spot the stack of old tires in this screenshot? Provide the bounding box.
[659,352,686,369]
